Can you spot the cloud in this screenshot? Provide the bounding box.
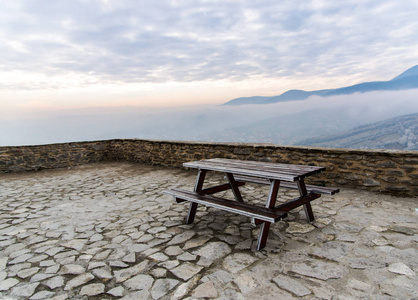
[1,0,418,93]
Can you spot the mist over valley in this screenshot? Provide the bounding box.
[2,89,418,151]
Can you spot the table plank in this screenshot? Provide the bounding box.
[188,158,324,174]
[209,159,324,176]
[211,158,323,173]
[185,160,297,181]
[184,158,325,182]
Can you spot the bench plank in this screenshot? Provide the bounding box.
[163,188,287,223]
[233,175,339,195]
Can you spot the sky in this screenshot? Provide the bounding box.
[1,0,418,110]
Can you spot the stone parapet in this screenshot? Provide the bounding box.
[1,139,417,197]
[0,141,109,172]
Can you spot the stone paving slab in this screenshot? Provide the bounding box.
[0,162,417,299]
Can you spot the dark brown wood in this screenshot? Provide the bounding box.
[305,201,315,222]
[297,179,307,195]
[257,180,281,250]
[172,158,337,250]
[210,158,324,173]
[274,192,321,212]
[266,180,280,208]
[164,188,287,223]
[200,159,323,179]
[226,173,244,202]
[233,175,270,185]
[184,159,326,182]
[167,179,244,203]
[257,222,271,250]
[186,203,198,224]
[208,158,323,172]
[298,180,315,222]
[200,182,245,195]
[186,169,206,224]
[233,175,339,195]
[194,169,206,192]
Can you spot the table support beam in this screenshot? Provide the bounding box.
[201,182,245,195]
[226,173,244,202]
[194,169,207,192]
[274,192,321,212]
[297,180,315,222]
[257,180,280,250]
[186,169,206,224]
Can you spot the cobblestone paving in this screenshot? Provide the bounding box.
[0,162,417,299]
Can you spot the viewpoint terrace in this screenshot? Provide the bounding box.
[0,139,417,299]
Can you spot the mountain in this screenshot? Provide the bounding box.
[224,65,418,105]
[297,113,418,150]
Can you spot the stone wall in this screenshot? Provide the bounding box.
[0,141,109,172]
[1,139,417,197]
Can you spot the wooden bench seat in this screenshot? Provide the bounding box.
[163,188,288,223]
[233,175,339,195]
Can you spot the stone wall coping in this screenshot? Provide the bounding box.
[3,138,417,156]
[111,139,418,156]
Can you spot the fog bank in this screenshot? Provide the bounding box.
[1,89,417,147]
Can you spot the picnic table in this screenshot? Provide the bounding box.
[164,158,339,250]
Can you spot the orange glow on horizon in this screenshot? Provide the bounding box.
[0,70,375,111]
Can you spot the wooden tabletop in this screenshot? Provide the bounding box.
[183,158,325,182]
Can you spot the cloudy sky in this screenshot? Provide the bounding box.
[1,0,418,109]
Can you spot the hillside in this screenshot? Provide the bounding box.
[224,65,418,105]
[298,113,418,150]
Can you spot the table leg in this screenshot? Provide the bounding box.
[257,222,271,250]
[186,169,206,224]
[297,180,315,222]
[226,173,244,202]
[256,180,280,250]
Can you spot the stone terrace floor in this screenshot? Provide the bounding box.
[0,162,417,300]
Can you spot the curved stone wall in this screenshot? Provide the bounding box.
[1,139,417,197]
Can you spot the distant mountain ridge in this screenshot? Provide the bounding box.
[224,65,418,105]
